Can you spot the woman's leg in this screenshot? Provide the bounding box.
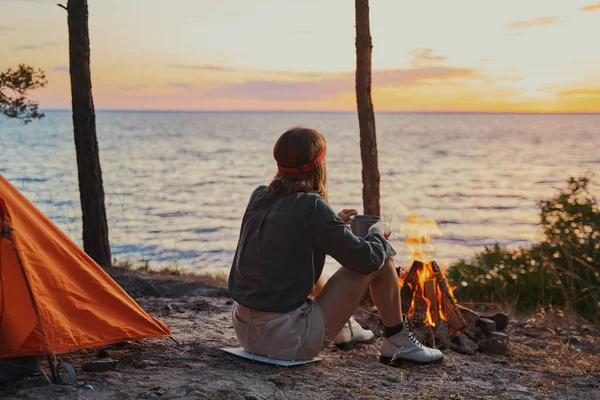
[310,275,327,298]
[316,257,402,342]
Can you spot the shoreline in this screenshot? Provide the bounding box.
[2,265,598,399]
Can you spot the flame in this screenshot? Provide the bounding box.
[400,210,442,265]
[399,209,444,328]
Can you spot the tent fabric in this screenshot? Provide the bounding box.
[0,175,171,359]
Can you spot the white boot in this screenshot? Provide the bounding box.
[333,316,375,350]
[380,315,443,366]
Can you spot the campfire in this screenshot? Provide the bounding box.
[397,211,509,355]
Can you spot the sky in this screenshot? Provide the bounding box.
[1,0,600,113]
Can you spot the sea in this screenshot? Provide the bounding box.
[1,111,598,275]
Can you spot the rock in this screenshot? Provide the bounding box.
[433,320,452,349]
[412,326,433,347]
[450,333,478,355]
[464,326,483,343]
[82,359,118,373]
[96,349,110,359]
[458,304,481,325]
[479,332,509,355]
[476,318,497,335]
[484,313,509,331]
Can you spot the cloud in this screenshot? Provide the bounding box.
[505,16,559,29]
[14,45,44,51]
[408,48,447,67]
[168,64,327,79]
[210,66,476,101]
[479,58,494,63]
[0,25,15,30]
[211,79,348,101]
[54,65,69,72]
[581,2,600,11]
[559,89,600,97]
[167,82,194,91]
[14,41,60,51]
[170,64,240,72]
[374,67,474,85]
[121,84,147,91]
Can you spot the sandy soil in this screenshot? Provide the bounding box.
[1,268,599,400]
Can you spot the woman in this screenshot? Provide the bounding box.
[228,127,442,366]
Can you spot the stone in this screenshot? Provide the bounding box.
[412,326,433,347]
[433,320,452,349]
[478,332,509,355]
[82,359,118,373]
[464,326,484,343]
[96,349,110,359]
[450,333,478,355]
[458,304,481,326]
[484,313,509,331]
[476,318,497,335]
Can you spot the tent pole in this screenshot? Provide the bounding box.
[47,355,57,384]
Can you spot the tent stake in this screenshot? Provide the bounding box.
[169,336,182,346]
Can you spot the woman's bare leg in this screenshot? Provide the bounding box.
[316,257,402,343]
[310,275,327,298]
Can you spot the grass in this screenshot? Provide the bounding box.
[506,306,600,380]
[111,257,228,288]
[448,176,600,324]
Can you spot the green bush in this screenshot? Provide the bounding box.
[448,177,600,322]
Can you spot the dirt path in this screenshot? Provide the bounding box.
[2,270,599,400]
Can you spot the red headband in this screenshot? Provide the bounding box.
[278,149,326,174]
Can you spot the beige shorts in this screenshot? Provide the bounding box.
[232,299,325,361]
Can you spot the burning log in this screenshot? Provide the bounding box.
[457,304,482,326]
[400,260,422,315]
[424,279,440,325]
[399,260,467,332]
[397,208,510,355]
[431,261,467,330]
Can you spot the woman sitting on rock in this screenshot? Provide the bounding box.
[228,127,442,366]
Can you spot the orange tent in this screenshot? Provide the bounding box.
[0,175,171,359]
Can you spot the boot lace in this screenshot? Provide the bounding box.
[405,318,423,347]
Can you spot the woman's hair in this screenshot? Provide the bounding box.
[267,126,328,202]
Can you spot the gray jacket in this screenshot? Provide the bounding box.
[228,186,396,313]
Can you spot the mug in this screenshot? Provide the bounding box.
[349,215,381,238]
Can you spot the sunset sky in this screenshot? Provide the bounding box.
[1,0,600,113]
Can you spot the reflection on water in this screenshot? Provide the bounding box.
[1,111,599,274]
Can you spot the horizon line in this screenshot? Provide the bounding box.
[40,109,600,115]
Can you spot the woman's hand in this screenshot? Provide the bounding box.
[337,209,358,224]
[370,221,392,239]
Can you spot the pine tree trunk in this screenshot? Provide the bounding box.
[67,0,111,268]
[355,0,380,217]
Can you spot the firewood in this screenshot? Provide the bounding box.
[400,260,423,314]
[424,279,440,326]
[457,304,481,326]
[431,261,468,330]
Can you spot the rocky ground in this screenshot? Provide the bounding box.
[1,267,599,400]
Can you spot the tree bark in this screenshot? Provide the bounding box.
[355,0,380,217]
[67,0,111,267]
